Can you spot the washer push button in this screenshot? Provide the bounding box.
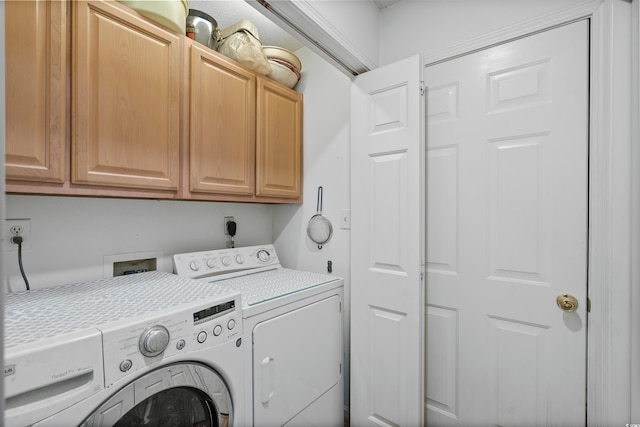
[119,359,133,372]
[213,324,223,336]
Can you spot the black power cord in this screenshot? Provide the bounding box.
[226,220,237,248]
[11,235,30,291]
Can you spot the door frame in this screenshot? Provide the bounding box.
[422,0,636,424]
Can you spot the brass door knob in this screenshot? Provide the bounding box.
[556,294,579,312]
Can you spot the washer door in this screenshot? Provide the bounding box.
[81,362,233,427]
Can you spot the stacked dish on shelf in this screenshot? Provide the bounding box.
[117,0,188,33]
[113,2,303,91]
[263,46,302,89]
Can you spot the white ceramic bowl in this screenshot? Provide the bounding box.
[263,46,302,71]
[266,60,299,88]
[118,0,188,34]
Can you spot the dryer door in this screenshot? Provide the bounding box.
[80,362,233,427]
[252,295,343,426]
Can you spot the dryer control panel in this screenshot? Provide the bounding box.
[100,293,242,387]
[173,244,280,280]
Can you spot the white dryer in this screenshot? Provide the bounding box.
[4,271,246,426]
[174,245,344,427]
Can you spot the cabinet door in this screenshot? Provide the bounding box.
[72,1,180,190]
[189,44,255,195]
[256,77,302,199]
[5,0,66,183]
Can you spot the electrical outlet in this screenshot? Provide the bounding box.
[224,216,234,235]
[5,219,32,251]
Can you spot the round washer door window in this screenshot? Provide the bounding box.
[81,363,233,427]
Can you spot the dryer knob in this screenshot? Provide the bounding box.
[257,249,271,263]
[189,260,200,271]
[139,325,170,357]
[221,256,232,267]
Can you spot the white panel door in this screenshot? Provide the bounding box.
[424,21,588,426]
[350,55,424,426]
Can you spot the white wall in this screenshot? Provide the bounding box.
[273,47,351,278]
[379,0,588,65]
[4,195,273,292]
[272,45,352,409]
[305,0,381,68]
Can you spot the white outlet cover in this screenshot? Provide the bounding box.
[5,219,32,251]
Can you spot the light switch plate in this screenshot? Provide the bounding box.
[340,209,351,230]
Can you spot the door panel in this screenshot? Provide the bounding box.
[189,44,255,195]
[5,0,66,183]
[425,21,588,426]
[255,77,303,199]
[351,55,423,426]
[72,1,180,190]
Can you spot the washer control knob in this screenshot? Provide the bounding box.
[213,325,223,336]
[227,318,236,330]
[206,258,218,268]
[257,249,271,263]
[197,331,207,343]
[119,359,133,372]
[189,260,200,271]
[221,256,232,267]
[139,325,170,357]
[176,339,186,350]
[235,255,244,264]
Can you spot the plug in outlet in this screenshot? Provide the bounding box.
[5,219,32,251]
[224,216,235,235]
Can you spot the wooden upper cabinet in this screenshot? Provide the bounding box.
[5,0,303,203]
[5,0,67,183]
[256,77,303,199]
[71,1,181,190]
[189,43,256,196]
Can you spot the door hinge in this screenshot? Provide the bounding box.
[587,297,591,313]
[420,80,425,96]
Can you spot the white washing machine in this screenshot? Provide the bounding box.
[4,271,246,426]
[174,245,344,427]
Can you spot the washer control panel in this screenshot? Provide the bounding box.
[100,293,242,387]
[173,244,280,280]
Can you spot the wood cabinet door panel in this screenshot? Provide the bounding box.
[189,45,255,195]
[72,1,180,190]
[256,78,302,199]
[5,0,66,182]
